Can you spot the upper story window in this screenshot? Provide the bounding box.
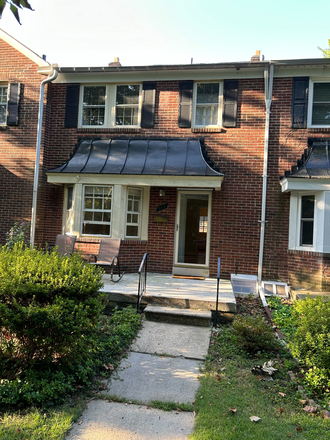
[0,85,8,125]
[79,84,141,128]
[116,85,140,126]
[193,82,222,127]
[82,86,106,126]
[308,80,330,127]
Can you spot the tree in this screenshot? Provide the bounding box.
[318,39,330,58]
[0,0,33,24]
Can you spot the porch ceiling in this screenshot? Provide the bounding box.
[46,138,224,188]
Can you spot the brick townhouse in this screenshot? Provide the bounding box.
[1,29,330,292]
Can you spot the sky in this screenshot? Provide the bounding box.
[0,0,329,68]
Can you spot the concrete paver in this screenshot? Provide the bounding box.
[131,321,211,360]
[66,400,194,440]
[107,352,201,404]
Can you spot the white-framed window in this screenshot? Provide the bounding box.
[126,187,142,238]
[287,190,330,253]
[79,84,141,128]
[300,194,315,246]
[193,82,222,127]
[81,86,106,126]
[115,85,140,126]
[81,186,113,236]
[0,85,8,126]
[308,79,330,127]
[65,185,74,234]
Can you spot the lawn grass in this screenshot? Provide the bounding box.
[190,322,330,440]
[0,307,141,440]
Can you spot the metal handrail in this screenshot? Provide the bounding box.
[137,253,149,312]
[214,257,221,325]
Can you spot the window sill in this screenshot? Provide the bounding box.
[77,127,141,133]
[0,125,7,130]
[191,127,224,133]
[308,127,330,132]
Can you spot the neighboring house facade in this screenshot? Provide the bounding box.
[2,30,330,291]
[0,29,50,244]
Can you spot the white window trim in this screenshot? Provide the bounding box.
[114,84,142,128]
[0,83,8,126]
[81,185,113,237]
[192,81,223,128]
[289,190,330,253]
[78,84,142,129]
[79,85,107,128]
[125,187,142,239]
[62,183,149,240]
[307,78,330,128]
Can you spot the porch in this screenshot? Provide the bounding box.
[100,273,236,313]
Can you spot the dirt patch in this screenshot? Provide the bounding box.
[235,297,271,322]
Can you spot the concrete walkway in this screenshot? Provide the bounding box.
[66,320,211,440]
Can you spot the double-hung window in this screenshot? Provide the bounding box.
[82,186,112,236]
[0,85,8,125]
[126,188,142,238]
[308,80,330,127]
[115,85,140,126]
[300,195,314,246]
[194,82,222,127]
[82,86,106,126]
[80,84,141,128]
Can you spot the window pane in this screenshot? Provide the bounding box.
[116,85,139,105]
[67,186,73,210]
[196,83,219,104]
[312,104,330,125]
[131,214,139,223]
[126,225,139,237]
[83,86,106,106]
[84,198,93,209]
[94,198,102,209]
[301,195,314,218]
[84,211,93,221]
[301,221,313,245]
[313,83,330,102]
[0,106,6,124]
[104,197,112,210]
[82,108,105,125]
[83,223,110,235]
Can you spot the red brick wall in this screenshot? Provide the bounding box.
[3,57,330,289]
[0,39,46,244]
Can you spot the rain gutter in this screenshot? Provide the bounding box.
[30,67,58,248]
[258,63,274,284]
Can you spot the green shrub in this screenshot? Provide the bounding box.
[267,297,296,338]
[232,315,279,353]
[0,243,104,377]
[289,296,330,391]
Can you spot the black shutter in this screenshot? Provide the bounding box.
[65,84,80,128]
[7,83,20,126]
[178,81,193,128]
[222,80,238,128]
[141,82,156,127]
[291,77,309,128]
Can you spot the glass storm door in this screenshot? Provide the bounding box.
[175,192,210,266]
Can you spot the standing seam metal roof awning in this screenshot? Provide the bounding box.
[280,139,330,192]
[47,138,224,187]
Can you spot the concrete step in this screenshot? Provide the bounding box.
[144,305,212,327]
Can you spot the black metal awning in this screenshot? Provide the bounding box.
[283,139,330,179]
[47,138,223,177]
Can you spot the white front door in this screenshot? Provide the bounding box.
[173,190,212,277]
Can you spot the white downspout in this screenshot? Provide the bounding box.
[30,67,58,248]
[258,63,274,284]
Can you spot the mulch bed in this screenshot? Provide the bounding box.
[235,296,271,321]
